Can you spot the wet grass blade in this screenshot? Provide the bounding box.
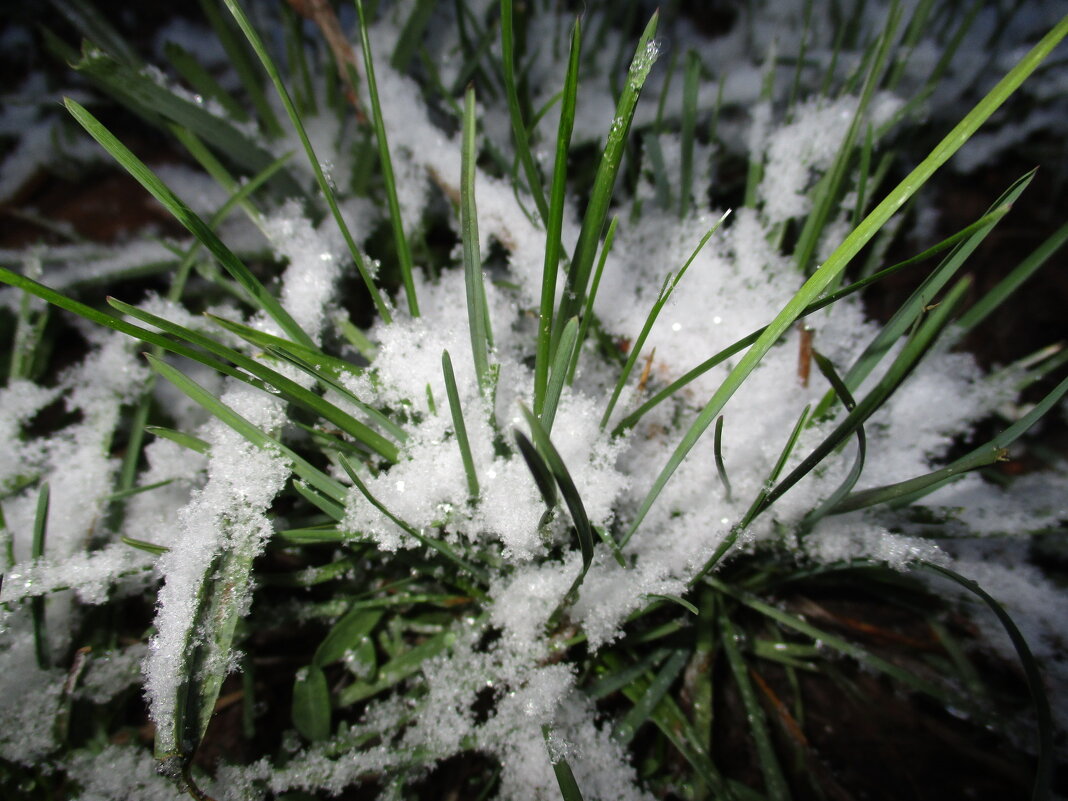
[534,18,581,416]
[64,98,315,348]
[292,664,331,741]
[221,0,393,323]
[919,563,1053,801]
[601,212,727,429]
[207,313,360,378]
[555,12,659,334]
[442,350,480,502]
[109,298,399,462]
[501,0,548,222]
[462,86,494,394]
[145,354,347,504]
[513,430,558,511]
[544,725,586,801]
[31,483,50,670]
[719,609,791,801]
[356,0,419,317]
[618,13,1068,544]
[613,649,689,746]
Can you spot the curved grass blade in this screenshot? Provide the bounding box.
[714,415,732,501]
[32,483,50,670]
[541,316,579,435]
[644,593,699,616]
[64,98,315,348]
[501,0,549,222]
[514,430,558,510]
[293,479,346,521]
[442,350,480,502]
[542,726,586,801]
[314,608,383,666]
[534,18,581,416]
[356,0,419,317]
[555,12,659,335]
[109,299,399,463]
[337,454,490,587]
[146,426,211,455]
[292,664,331,741]
[719,609,791,801]
[619,16,1068,545]
[919,562,1053,801]
[207,314,360,378]
[338,627,458,707]
[612,649,689,746]
[611,206,1011,437]
[145,354,347,504]
[601,212,727,429]
[461,86,495,394]
[220,0,392,322]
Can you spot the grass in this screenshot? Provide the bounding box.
[0,1,1066,800]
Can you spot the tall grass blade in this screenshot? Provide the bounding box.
[442,350,480,502]
[356,0,419,317]
[568,215,619,384]
[31,483,50,670]
[541,316,579,435]
[620,16,1068,545]
[679,50,701,219]
[221,0,393,323]
[462,86,494,394]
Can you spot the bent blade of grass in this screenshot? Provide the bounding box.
[601,212,728,429]
[221,0,393,323]
[719,609,791,801]
[954,220,1068,335]
[612,205,1011,436]
[110,299,399,462]
[207,313,359,378]
[146,426,211,455]
[714,415,732,501]
[31,483,50,670]
[514,430,558,511]
[462,86,494,394]
[501,0,549,222]
[64,98,315,348]
[145,354,347,504]
[555,12,659,337]
[442,350,480,502]
[337,454,490,587]
[541,316,579,435]
[534,18,581,416]
[356,0,419,317]
[620,16,1068,546]
[543,725,586,801]
[315,608,383,666]
[613,649,689,746]
[293,480,347,522]
[919,562,1053,801]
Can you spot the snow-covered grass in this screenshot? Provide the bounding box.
[1,1,1067,799]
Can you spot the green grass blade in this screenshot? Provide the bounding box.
[64,98,315,347]
[719,609,791,801]
[568,215,619,385]
[541,316,579,435]
[501,0,549,222]
[601,213,727,429]
[513,430,558,511]
[31,483,50,670]
[292,664,331,741]
[954,221,1068,334]
[221,0,393,323]
[612,649,689,746]
[533,18,581,416]
[544,725,586,801]
[714,415,732,501]
[197,0,283,137]
[146,426,211,455]
[356,0,419,317]
[442,350,480,502]
[620,14,1068,546]
[338,627,458,706]
[314,608,383,666]
[919,563,1053,801]
[207,314,360,378]
[462,86,494,394]
[145,354,347,504]
[293,479,346,521]
[391,0,436,71]
[337,454,490,586]
[164,41,249,122]
[109,299,399,462]
[555,12,659,334]
[612,206,1012,436]
[52,0,141,66]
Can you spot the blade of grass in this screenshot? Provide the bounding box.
[461,86,494,394]
[391,0,436,71]
[292,664,331,741]
[568,215,619,385]
[501,0,549,222]
[442,350,480,502]
[221,0,393,323]
[356,0,419,317]
[533,18,581,416]
[554,12,659,337]
[163,41,249,122]
[613,649,689,746]
[146,426,211,455]
[543,725,586,801]
[541,316,579,435]
[679,50,701,219]
[31,483,50,670]
[719,608,791,801]
[64,98,315,347]
[714,415,732,501]
[601,212,728,429]
[619,15,1068,545]
[919,562,1052,801]
[513,430,558,511]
